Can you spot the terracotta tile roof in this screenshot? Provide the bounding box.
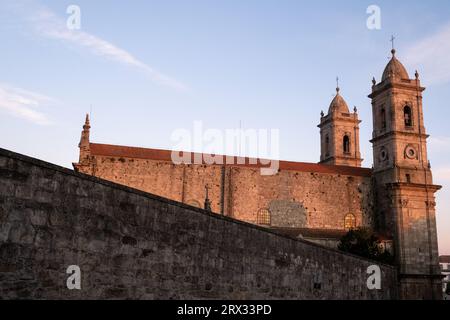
[89,142,372,177]
[270,227,347,240]
[270,227,394,242]
[440,256,450,263]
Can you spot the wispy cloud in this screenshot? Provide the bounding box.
[405,22,450,85]
[428,136,450,160]
[9,1,188,91]
[0,84,54,125]
[428,136,450,182]
[435,167,450,179]
[429,136,450,149]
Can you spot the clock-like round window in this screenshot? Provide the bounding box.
[405,146,417,159]
[380,148,388,161]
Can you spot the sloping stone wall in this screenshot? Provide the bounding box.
[0,148,398,299]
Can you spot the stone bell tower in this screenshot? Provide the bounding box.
[369,47,442,299]
[318,84,363,167]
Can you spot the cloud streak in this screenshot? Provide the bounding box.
[433,167,450,182]
[429,136,450,149]
[0,84,54,125]
[405,22,450,85]
[12,2,188,91]
[429,136,450,182]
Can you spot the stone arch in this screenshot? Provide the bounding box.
[186,199,201,208]
[404,105,413,127]
[325,134,330,156]
[381,107,387,129]
[343,135,350,154]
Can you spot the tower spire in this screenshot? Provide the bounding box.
[336,76,340,93]
[77,113,91,167]
[84,113,90,130]
[80,113,90,146]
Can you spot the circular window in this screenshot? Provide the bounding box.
[405,146,417,159]
[380,148,388,161]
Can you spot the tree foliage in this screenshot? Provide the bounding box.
[338,227,394,264]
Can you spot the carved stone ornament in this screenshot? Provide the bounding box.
[425,201,436,209]
[399,199,409,207]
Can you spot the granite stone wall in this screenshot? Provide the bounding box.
[0,148,398,299]
[80,154,375,231]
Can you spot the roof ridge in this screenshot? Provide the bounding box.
[89,142,372,177]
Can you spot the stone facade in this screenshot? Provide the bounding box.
[71,48,443,300]
[74,144,374,234]
[369,49,442,299]
[318,87,363,167]
[0,148,398,299]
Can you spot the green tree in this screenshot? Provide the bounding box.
[338,227,394,264]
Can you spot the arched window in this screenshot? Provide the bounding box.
[381,108,387,129]
[344,214,356,230]
[404,106,412,127]
[343,135,350,154]
[325,134,330,156]
[257,208,271,225]
[186,199,201,208]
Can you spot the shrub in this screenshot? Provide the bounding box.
[338,227,394,264]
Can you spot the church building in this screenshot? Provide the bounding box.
[73,48,443,299]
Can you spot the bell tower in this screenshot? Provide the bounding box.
[369,47,442,299]
[318,84,363,167]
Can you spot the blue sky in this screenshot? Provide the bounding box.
[1,0,450,254]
